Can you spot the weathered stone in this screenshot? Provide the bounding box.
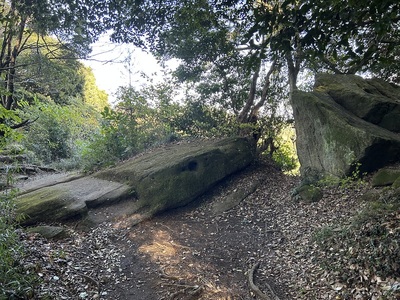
[95,137,255,219]
[315,74,400,132]
[393,177,400,189]
[292,184,323,203]
[371,168,400,187]
[211,178,261,215]
[16,137,255,225]
[26,225,69,239]
[16,177,133,225]
[292,74,400,179]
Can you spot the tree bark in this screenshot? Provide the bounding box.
[249,60,278,119]
[237,59,261,124]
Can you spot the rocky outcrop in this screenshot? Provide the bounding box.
[371,168,400,187]
[17,176,132,225]
[315,74,400,132]
[292,74,400,180]
[16,137,255,226]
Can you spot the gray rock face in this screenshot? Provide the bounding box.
[292,74,400,180]
[95,137,255,216]
[16,137,255,225]
[315,74,400,132]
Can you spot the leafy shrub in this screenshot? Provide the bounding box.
[261,124,299,174]
[20,97,101,167]
[81,89,170,171]
[0,186,37,298]
[174,101,238,138]
[317,163,367,188]
[0,107,23,148]
[25,114,71,164]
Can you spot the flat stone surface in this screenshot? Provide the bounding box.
[16,137,255,225]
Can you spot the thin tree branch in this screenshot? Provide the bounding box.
[250,60,278,117]
[238,58,261,123]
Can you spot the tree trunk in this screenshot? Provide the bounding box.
[248,60,278,119]
[286,53,300,104]
[237,59,261,124]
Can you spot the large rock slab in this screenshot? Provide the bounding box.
[16,137,255,225]
[95,137,255,216]
[16,177,132,225]
[292,74,400,179]
[315,74,400,132]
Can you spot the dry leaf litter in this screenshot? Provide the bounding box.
[17,160,400,299]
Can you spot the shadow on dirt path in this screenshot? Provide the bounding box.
[21,159,382,299]
[97,161,296,300]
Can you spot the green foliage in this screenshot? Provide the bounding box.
[1,0,110,111]
[175,101,238,138]
[79,66,109,112]
[25,113,71,164]
[258,118,299,174]
[20,96,101,167]
[81,85,182,170]
[16,35,86,105]
[272,146,299,174]
[270,125,299,174]
[0,171,37,298]
[318,163,367,188]
[81,77,244,171]
[0,106,23,147]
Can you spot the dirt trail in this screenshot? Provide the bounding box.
[22,161,370,299]
[98,162,297,299]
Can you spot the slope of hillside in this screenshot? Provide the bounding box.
[18,159,400,299]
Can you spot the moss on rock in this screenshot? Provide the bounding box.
[292,184,323,203]
[96,137,255,218]
[292,75,400,179]
[16,137,255,226]
[16,187,88,225]
[371,168,400,187]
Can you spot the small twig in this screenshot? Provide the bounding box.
[76,271,100,291]
[159,267,180,281]
[164,283,200,289]
[168,284,202,300]
[248,261,281,300]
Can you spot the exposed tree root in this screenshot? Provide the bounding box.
[76,271,100,292]
[248,261,281,300]
[159,267,203,299]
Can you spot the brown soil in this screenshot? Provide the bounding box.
[100,161,295,300]
[21,160,391,300]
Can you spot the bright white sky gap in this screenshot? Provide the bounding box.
[83,34,163,104]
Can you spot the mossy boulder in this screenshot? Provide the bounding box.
[95,137,255,217]
[315,74,400,132]
[292,74,400,180]
[371,168,400,187]
[16,137,255,225]
[16,177,132,225]
[393,177,400,189]
[292,184,323,203]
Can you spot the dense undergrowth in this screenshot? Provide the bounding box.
[0,189,37,299]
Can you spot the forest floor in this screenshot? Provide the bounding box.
[20,160,399,300]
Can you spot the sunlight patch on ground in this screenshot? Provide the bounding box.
[134,229,236,299]
[138,230,178,260]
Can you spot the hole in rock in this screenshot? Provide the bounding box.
[187,161,198,171]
